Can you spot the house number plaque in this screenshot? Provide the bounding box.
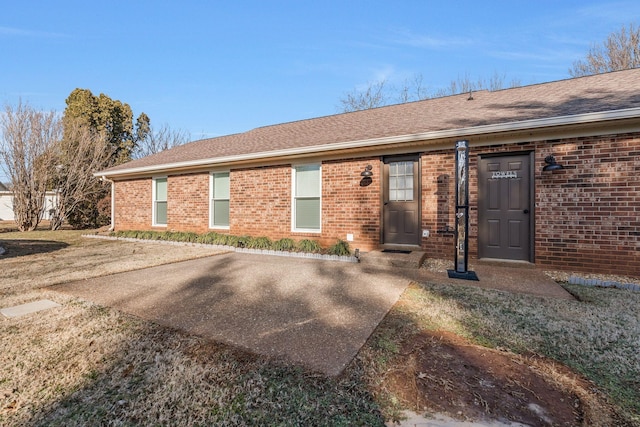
[491,171,518,179]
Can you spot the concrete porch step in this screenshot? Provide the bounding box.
[360,249,427,269]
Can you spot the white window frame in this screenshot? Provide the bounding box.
[152,176,168,227]
[291,163,322,233]
[209,171,230,230]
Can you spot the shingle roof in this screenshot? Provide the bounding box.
[102,68,640,175]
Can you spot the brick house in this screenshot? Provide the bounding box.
[97,69,640,277]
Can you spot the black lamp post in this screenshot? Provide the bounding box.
[447,140,478,281]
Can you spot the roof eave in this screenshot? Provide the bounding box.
[95,107,640,178]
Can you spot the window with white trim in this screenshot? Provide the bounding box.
[153,177,167,226]
[210,172,230,228]
[292,164,321,231]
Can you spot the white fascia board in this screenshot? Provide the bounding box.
[96,107,640,178]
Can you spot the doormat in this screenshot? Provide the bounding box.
[382,249,412,254]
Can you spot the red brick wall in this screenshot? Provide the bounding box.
[229,165,291,238]
[226,160,382,250]
[114,174,210,233]
[166,173,209,233]
[112,132,639,276]
[114,178,151,230]
[421,151,456,260]
[534,134,640,276]
[322,158,381,250]
[419,135,639,276]
[113,160,383,251]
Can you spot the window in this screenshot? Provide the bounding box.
[292,164,321,231]
[210,172,230,228]
[388,161,414,201]
[153,177,167,226]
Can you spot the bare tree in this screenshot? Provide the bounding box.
[49,119,114,230]
[0,102,60,231]
[133,123,190,159]
[397,73,430,104]
[338,72,520,112]
[570,23,640,77]
[432,72,520,98]
[338,80,389,113]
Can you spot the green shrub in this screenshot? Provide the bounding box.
[219,235,237,247]
[111,231,339,256]
[181,232,199,242]
[273,238,296,251]
[159,231,173,241]
[197,232,220,244]
[247,236,273,249]
[328,239,351,256]
[218,234,236,246]
[296,239,322,253]
[141,231,158,240]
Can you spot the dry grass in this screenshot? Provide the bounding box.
[0,288,383,426]
[0,224,383,426]
[360,280,640,425]
[0,226,225,297]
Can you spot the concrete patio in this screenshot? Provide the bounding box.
[51,250,572,376]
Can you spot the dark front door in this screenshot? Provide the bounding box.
[478,153,532,261]
[383,156,420,245]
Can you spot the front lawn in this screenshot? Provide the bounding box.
[361,281,640,426]
[1,225,638,425]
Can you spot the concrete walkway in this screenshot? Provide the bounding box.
[52,252,410,376]
[0,299,61,318]
[51,251,572,376]
[413,263,574,300]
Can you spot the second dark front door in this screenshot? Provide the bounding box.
[383,156,420,245]
[477,153,532,261]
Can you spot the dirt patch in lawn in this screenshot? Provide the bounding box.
[382,329,623,426]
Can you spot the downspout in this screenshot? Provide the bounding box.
[101,176,115,232]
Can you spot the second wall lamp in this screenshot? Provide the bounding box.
[360,164,373,177]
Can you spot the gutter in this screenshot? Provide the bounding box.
[95,107,640,178]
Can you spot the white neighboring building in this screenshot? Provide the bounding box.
[0,184,58,221]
